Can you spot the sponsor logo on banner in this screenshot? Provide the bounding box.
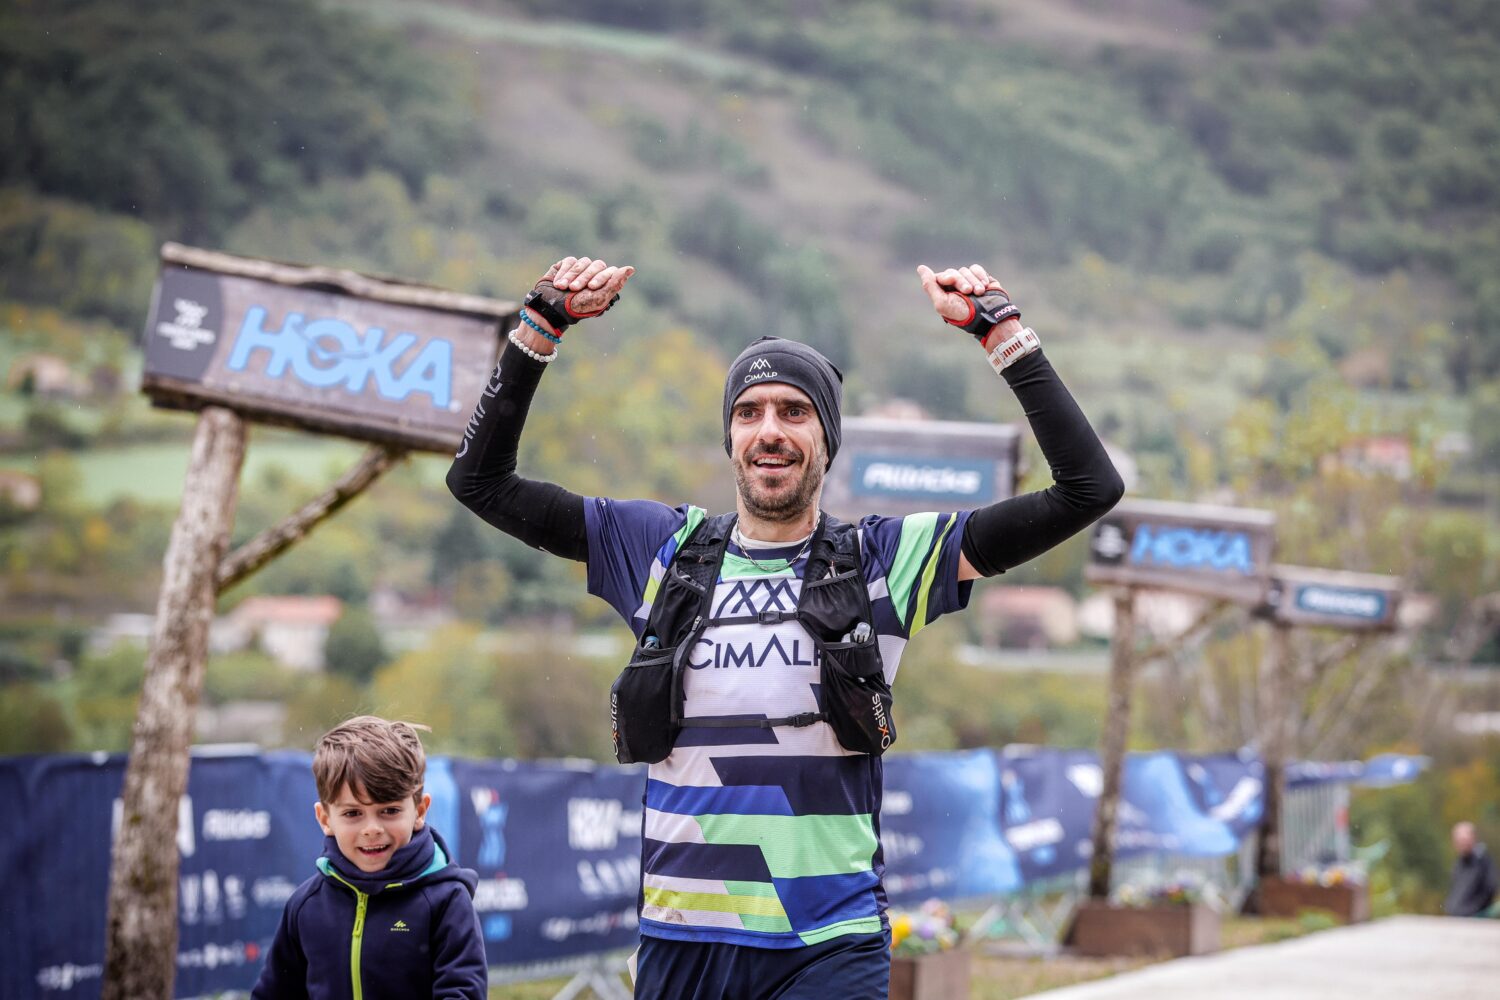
[879,830,925,865]
[1128,522,1255,575]
[577,857,639,898]
[1005,818,1065,852]
[542,907,639,942]
[471,787,508,869]
[1066,763,1103,798]
[883,790,913,815]
[852,455,992,501]
[473,878,529,913]
[227,306,453,408]
[37,963,103,992]
[1091,522,1128,562]
[174,941,258,970]
[252,875,298,908]
[156,298,216,350]
[180,870,248,925]
[1293,584,1386,620]
[884,868,956,896]
[202,808,271,841]
[567,798,639,851]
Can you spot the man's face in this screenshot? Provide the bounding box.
[728,383,827,523]
[315,782,430,873]
[1453,823,1476,857]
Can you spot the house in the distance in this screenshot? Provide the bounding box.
[216,595,343,672]
[6,353,89,399]
[978,586,1080,649]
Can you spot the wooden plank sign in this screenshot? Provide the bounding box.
[1261,565,1403,631]
[140,243,517,453]
[1085,498,1276,604]
[820,416,1020,519]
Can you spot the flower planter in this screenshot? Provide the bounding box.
[1068,899,1221,958]
[889,949,972,1000]
[1258,876,1370,923]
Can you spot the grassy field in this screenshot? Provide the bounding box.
[0,439,455,507]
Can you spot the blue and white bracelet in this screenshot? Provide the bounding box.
[518,308,562,344]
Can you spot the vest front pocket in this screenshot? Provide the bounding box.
[609,644,679,764]
[818,639,896,755]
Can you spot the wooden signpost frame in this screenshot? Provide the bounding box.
[101,246,515,1000]
[1246,565,1402,910]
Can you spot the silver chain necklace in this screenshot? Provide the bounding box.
[733,524,812,573]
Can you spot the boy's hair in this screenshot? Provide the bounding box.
[313,716,430,805]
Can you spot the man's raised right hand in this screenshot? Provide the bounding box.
[527,256,635,335]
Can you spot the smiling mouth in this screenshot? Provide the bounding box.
[357,844,391,858]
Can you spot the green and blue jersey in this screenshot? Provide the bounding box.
[585,499,972,949]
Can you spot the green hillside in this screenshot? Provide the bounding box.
[1,0,1497,796]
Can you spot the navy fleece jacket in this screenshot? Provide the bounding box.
[251,826,487,1000]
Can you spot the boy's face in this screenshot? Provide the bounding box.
[315,782,431,873]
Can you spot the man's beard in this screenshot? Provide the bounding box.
[733,442,825,523]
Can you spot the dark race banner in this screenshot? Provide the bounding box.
[0,747,1424,997]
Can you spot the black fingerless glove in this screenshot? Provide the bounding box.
[521,279,620,332]
[944,287,1021,340]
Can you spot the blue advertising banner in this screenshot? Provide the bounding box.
[849,454,996,505]
[446,758,646,966]
[0,746,1425,997]
[880,750,1020,903]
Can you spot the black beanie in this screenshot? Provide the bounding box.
[722,336,843,466]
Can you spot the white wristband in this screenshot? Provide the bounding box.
[507,327,557,364]
[986,326,1040,374]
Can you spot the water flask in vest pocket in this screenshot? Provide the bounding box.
[609,636,679,764]
[819,622,896,755]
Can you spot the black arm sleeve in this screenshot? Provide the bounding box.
[445,341,589,561]
[960,349,1124,576]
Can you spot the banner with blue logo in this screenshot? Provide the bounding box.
[1261,565,1403,630]
[0,747,1424,997]
[1086,498,1277,604]
[141,247,514,453]
[880,750,1021,902]
[821,417,1020,519]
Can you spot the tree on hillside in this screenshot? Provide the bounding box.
[323,608,389,686]
[0,0,477,239]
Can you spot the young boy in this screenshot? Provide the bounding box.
[252,716,488,999]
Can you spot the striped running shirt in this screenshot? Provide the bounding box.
[585,499,972,949]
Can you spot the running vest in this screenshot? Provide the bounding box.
[609,511,896,764]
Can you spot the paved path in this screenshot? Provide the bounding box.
[1026,916,1500,1000]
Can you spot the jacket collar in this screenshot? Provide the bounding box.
[317,825,448,895]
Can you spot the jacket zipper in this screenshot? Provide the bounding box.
[325,868,369,1000]
[350,889,368,1000]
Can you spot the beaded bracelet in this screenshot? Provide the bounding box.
[519,308,562,344]
[507,327,557,364]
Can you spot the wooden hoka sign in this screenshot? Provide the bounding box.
[140,243,517,453]
[1085,498,1277,605]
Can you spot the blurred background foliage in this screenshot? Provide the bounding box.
[1,0,1498,912]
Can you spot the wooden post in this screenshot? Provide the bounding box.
[1255,621,1294,882]
[102,407,247,1000]
[1088,587,1136,900]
